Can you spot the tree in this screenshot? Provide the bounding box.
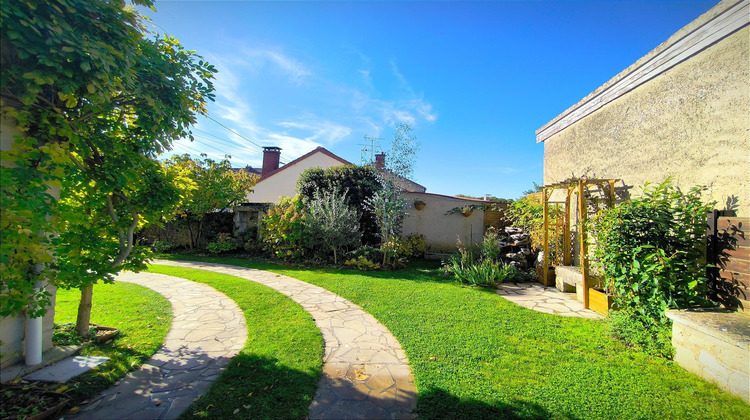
[305,187,362,264]
[366,180,407,267]
[386,123,420,180]
[164,154,258,249]
[0,0,216,335]
[297,165,382,244]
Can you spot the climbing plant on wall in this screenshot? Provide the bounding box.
[0,0,215,334]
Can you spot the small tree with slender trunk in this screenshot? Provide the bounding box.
[305,187,362,264]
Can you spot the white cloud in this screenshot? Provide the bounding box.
[236,47,311,85]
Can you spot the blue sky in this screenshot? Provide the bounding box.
[144,0,716,199]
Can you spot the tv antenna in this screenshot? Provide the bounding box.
[359,135,384,165]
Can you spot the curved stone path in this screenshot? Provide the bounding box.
[66,272,247,420]
[496,282,602,319]
[152,259,417,420]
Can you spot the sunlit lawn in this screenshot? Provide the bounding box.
[146,265,323,420]
[160,254,750,420]
[54,282,171,410]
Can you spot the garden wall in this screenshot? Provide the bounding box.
[401,192,488,253]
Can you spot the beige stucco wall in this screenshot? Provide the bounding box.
[0,116,57,368]
[543,27,749,215]
[246,152,348,204]
[401,192,485,253]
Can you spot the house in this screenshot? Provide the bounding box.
[537,0,748,216]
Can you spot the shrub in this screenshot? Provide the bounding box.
[606,309,674,358]
[304,187,362,264]
[206,233,236,254]
[480,228,502,261]
[347,245,384,264]
[344,256,382,271]
[261,196,308,261]
[444,256,517,287]
[152,241,177,253]
[590,180,715,321]
[590,179,715,356]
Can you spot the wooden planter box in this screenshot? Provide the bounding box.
[588,288,613,316]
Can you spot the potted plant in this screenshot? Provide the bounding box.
[461,206,473,217]
[414,200,426,210]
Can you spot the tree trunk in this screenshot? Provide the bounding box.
[76,285,94,337]
[186,218,195,250]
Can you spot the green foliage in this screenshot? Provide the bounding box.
[444,253,518,287]
[164,154,257,249]
[366,181,407,266]
[206,233,237,255]
[0,0,215,316]
[152,241,177,253]
[480,228,502,261]
[590,180,715,321]
[261,196,308,261]
[606,308,674,358]
[590,180,715,355]
[304,187,362,264]
[297,165,381,244]
[344,256,382,271]
[386,123,419,180]
[505,195,545,251]
[346,245,384,266]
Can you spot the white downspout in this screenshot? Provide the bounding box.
[25,264,45,366]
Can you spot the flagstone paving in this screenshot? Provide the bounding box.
[496,282,603,319]
[64,272,247,420]
[152,259,417,420]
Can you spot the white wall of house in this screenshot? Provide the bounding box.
[0,116,58,369]
[246,152,349,204]
[401,192,486,253]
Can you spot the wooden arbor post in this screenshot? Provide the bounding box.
[578,180,590,309]
[542,187,552,286]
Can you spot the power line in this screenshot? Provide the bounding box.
[204,115,264,150]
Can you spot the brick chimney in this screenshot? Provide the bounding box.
[261,147,281,178]
[374,152,385,170]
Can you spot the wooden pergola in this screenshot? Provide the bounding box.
[541,178,618,309]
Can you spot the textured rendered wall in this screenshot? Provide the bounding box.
[401,192,485,252]
[543,27,749,215]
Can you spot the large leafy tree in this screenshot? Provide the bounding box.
[164,154,258,249]
[0,0,216,335]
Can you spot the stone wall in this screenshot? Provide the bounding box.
[666,309,749,403]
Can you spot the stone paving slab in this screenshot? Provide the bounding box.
[152,259,417,420]
[496,282,603,319]
[23,356,110,383]
[63,272,247,420]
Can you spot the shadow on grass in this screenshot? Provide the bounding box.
[181,353,319,420]
[416,387,574,420]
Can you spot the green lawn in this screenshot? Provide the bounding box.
[146,265,323,420]
[159,255,750,420]
[54,282,171,407]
